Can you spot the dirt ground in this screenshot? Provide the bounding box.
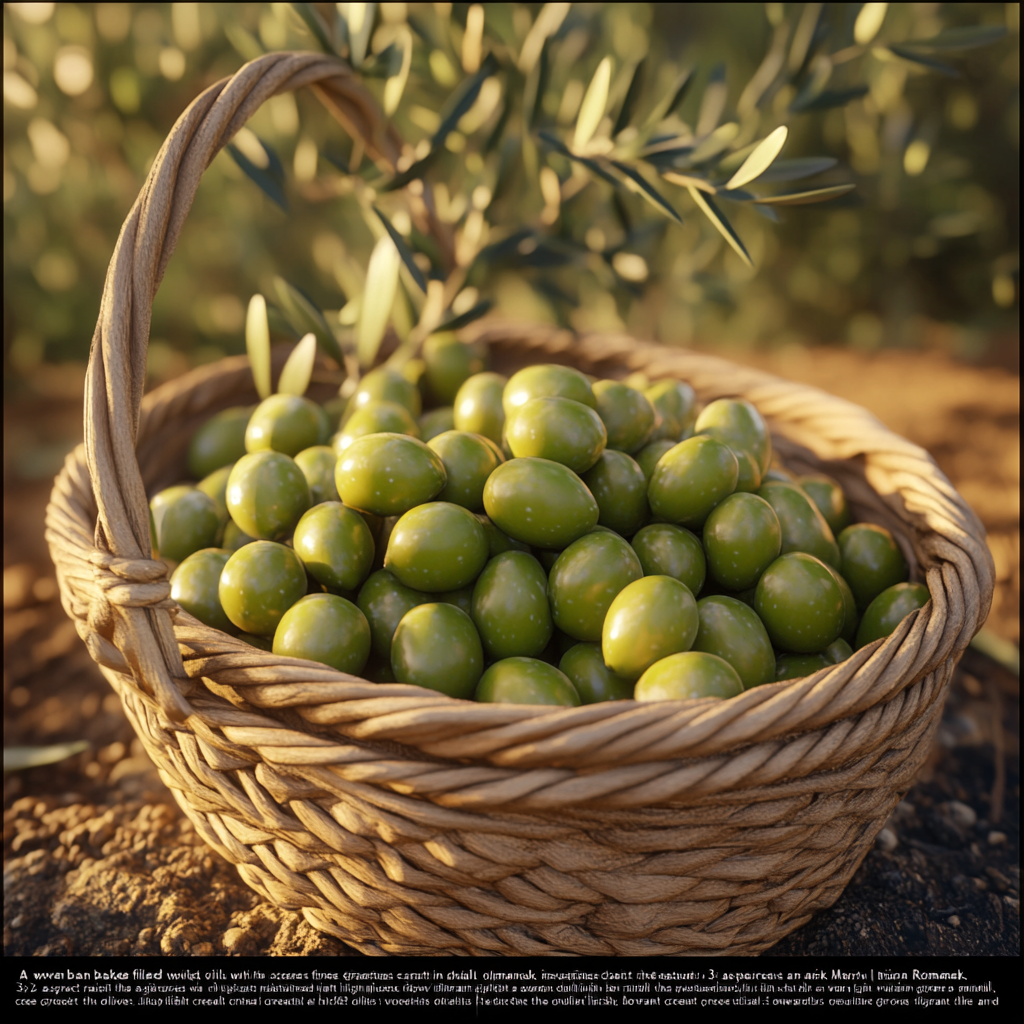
[3,343,1019,958]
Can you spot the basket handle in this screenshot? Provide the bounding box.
[84,53,398,720]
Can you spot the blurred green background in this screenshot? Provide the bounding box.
[3,1,1019,410]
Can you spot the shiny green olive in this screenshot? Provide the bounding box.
[474,657,580,706]
[762,467,794,484]
[644,380,697,443]
[757,481,841,569]
[391,603,483,698]
[471,551,552,659]
[222,519,257,552]
[427,430,504,511]
[150,485,221,564]
[357,569,426,661]
[635,652,743,701]
[732,448,762,493]
[483,457,599,550]
[855,582,929,649]
[631,523,706,595]
[226,451,310,540]
[476,515,532,557]
[505,397,606,473]
[335,433,447,517]
[196,465,233,525]
[775,653,831,681]
[558,643,633,703]
[648,435,739,528]
[824,562,859,645]
[602,575,699,680]
[754,552,844,654]
[292,501,375,592]
[453,371,508,445]
[418,406,456,441]
[503,364,596,417]
[824,637,854,664]
[695,398,771,476]
[436,587,474,616]
[219,540,307,636]
[294,445,341,504]
[693,595,774,689]
[170,548,233,632]
[272,593,371,674]
[799,474,851,535]
[634,439,676,483]
[333,400,419,453]
[245,394,324,457]
[838,523,910,612]
[350,365,422,419]
[548,531,643,642]
[581,450,649,537]
[702,492,782,591]
[384,501,489,591]
[187,406,252,478]
[423,332,487,405]
[593,380,655,454]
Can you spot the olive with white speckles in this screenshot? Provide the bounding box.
[218,540,307,636]
[648,434,739,528]
[693,595,775,689]
[702,491,781,591]
[754,552,844,654]
[471,551,552,660]
[335,433,446,517]
[384,501,489,592]
[272,593,371,674]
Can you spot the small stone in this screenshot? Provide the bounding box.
[875,827,898,852]
[947,915,961,927]
[223,927,255,954]
[945,800,977,829]
[987,830,1007,846]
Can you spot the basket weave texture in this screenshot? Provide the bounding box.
[46,53,995,956]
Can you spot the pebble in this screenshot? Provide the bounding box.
[987,831,1007,846]
[945,800,977,829]
[875,827,898,852]
[947,915,961,927]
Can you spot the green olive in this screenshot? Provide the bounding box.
[630,523,706,595]
[335,433,447,517]
[757,481,841,569]
[635,652,743,701]
[694,398,771,477]
[476,515,532,557]
[272,593,371,674]
[505,397,607,474]
[427,430,504,511]
[648,435,739,528]
[634,439,676,483]
[423,332,487,405]
[799,474,851,535]
[226,451,311,540]
[294,445,341,504]
[593,380,656,454]
[475,657,580,706]
[581,450,649,537]
[391,603,484,698]
[503,364,596,417]
[350,365,422,419]
[150,485,221,564]
[838,523,910,612]
[483,457,599,550]
[418,406,456,441]
[196,464,234,525]
[170,548,233,632]
[219,540,307,636]
[548,531,643,642]
[471,551,552,659]
[602,575,699,680]
[693,594,774,689]
[855,582,929,649]
[333,400,419,453]
[775,653,831,681]
[357,569,427,661]
[702,492,782,591]
[824,562,859,645]
[453,371,508,445]
[187,406,252,479]
[754,552,844,654]
[245,394,324,457]
[731,448,762,493]
[823,637,854,664]
[558,643,633,703]
[384,501,489,591]
[644,380,697,443]
[292,501,375,593]
[222,519,257,552]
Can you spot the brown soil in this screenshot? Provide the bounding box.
[3,345,1018,958]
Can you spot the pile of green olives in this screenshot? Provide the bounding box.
[156,338,928,708]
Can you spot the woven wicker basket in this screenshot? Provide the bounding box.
[46,53,994,956]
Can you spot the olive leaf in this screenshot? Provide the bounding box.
[227,134,287,212]
[895,26,1007,53]
[696,63,728,136]
[750,183,856,206]
[434,299,494,334]
[344,2,377,68]
[246,294,273,400]
[373,206,427,292]
[613,58,646,136]
[277,332,318,396]
[885,46,958,78]
[538,130,621,187]
[687,185,752,268]
[383,27,412,115]
[224,22,264,62]
[273,277,345,364]
[574,56,612,152]
[610,161,682,224]
[724,125,788,190]
[853,3,888,46]
[642,68,694,129]
[4,741,89,773]
[755,156,836,183]
[358,235,402,368]
[790,85,869,112]
[686,122,740,166]
[292,2,338,55]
